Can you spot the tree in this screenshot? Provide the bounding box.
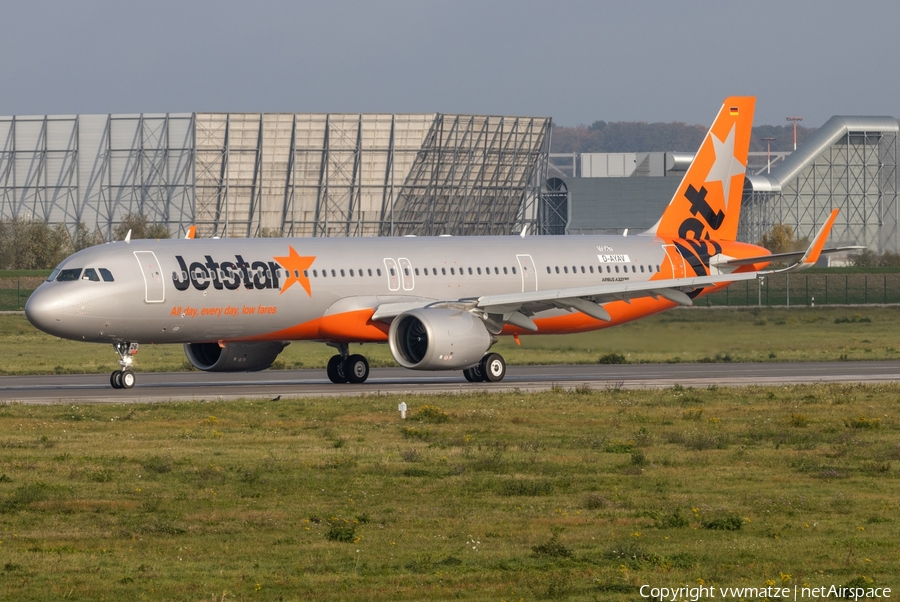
[112,213,171,241]
[0,218,74,269]
[758,224,809,255]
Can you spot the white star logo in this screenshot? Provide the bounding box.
[705,124,746,209]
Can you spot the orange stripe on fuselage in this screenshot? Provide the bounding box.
[236,308,390,343]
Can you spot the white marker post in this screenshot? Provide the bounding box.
[398,402,407,419]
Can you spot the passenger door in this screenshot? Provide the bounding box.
[133,251,165,303]
[516,254,537,292]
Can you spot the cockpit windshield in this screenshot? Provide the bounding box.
[53,267,115,282]
[56,268,82,281]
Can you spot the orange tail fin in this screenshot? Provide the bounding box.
[649,96,755,242]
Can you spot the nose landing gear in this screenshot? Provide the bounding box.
[110,342,139,389]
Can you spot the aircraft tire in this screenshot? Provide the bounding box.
[463,366,484,383]
[480,353,506,383]
[110,370,123,389]
[344,354,369,384]
[326,355,348,384]
[120,369,136,389]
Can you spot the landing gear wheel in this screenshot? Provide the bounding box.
[344,354,370,384]
[110,370,123,389]
[480,353,506,383]
[463,366,483,382]
[120,369,136,389]
[326,354,348,384]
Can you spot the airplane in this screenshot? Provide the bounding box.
[24,96,852,389]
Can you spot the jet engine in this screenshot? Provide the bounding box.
[184,341,289,372]
[388,308,492,370]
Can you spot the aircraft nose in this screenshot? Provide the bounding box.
[24,286,65,336]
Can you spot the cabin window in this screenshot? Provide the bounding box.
[512,267,517,274]
[632,265,636,273]
[349,269,354,276]
[390,268,395,276]
[414,268,420,276]
[467,267,473,275]
[368,268,373,276]
[476,267,482,275]
[615,266,619,273]
[450,267,455,275]
[322,270,327,278]
[303,270,309,278]
[589,266,594,273]
[377,268,382,276]
[581,266,585,273]
[640,265,645,273]
[504,267,509,274]
[99,268,114,282]
[546,266,551,274]
[563,266,568,274]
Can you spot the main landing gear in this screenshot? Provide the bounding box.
[326,343,370,384]
[110,341,139,389]
[463,353,507,383]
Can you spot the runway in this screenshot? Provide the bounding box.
[1,361,899,404]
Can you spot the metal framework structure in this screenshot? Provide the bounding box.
[0,112,550,240]
[0,114,194,239]
[385,115,551,236]
[740,116,900,251]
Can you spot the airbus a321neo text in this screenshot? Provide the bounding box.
[25,97,852,389]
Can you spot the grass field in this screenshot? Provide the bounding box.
[1,306,899,376]
[0,385,897,600]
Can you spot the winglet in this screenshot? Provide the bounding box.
[781,209,840,272]
[185,225,197,239]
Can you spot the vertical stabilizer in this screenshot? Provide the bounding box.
[648,96,755,242]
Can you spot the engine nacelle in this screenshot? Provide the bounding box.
[184,341,289,372]
[388,308,492,370]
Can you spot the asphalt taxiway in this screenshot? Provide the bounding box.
[1,361,898,404]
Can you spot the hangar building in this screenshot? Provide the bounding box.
[0,112,550,239]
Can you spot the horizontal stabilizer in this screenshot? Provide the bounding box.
[715,246,865,267]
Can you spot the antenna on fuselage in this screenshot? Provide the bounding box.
[520,224,529,239]
[623,229,628,237]
[124,229,132,243]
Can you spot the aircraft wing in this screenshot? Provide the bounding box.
[371,212,845,332]
[369,270,760,331]
[472,271,760,331]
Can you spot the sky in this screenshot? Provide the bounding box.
[1,0,898,128]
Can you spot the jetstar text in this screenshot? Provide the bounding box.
[172,255,282,292]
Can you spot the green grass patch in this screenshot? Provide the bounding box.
[0,385,897,599]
